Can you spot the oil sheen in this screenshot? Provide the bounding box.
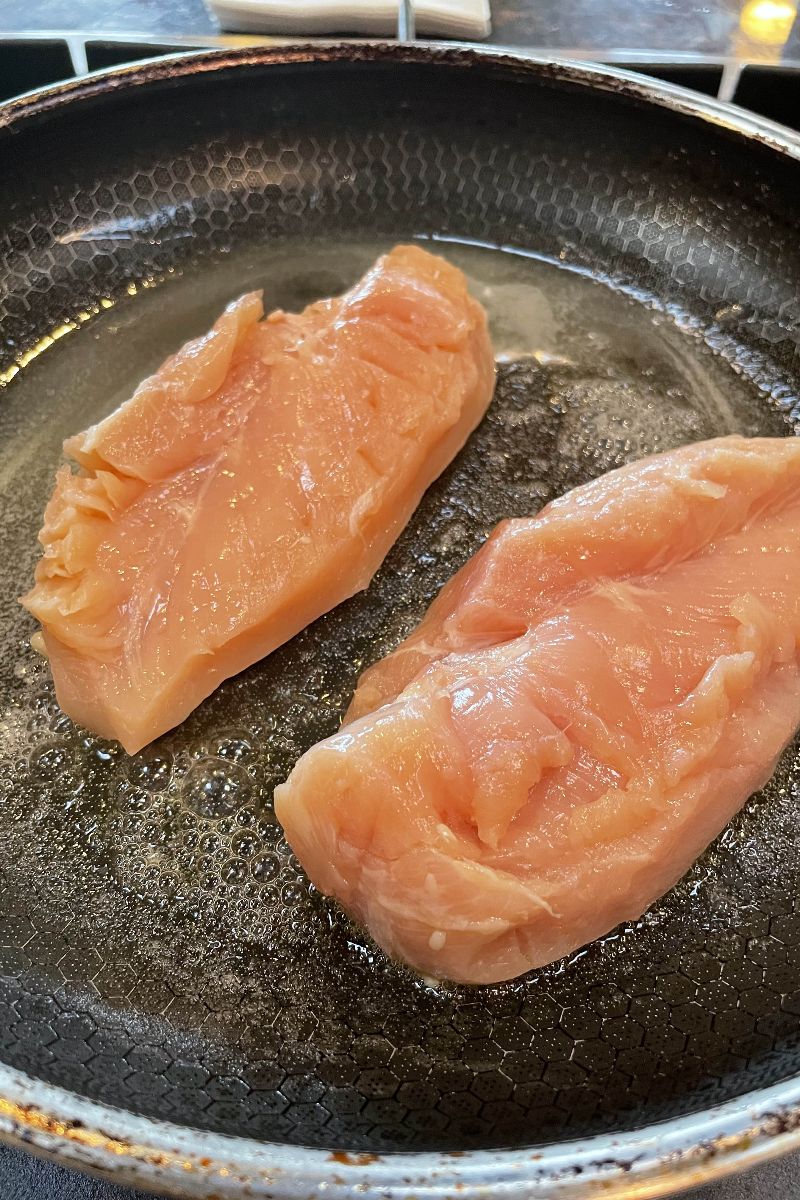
[0,237,797,1149]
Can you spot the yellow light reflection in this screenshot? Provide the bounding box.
[740,0,797,45]
[0,300,115,386]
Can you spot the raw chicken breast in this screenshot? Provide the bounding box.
[22,246,494,753]
[275,436,800,984]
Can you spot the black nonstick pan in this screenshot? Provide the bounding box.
[0,43,799,1199]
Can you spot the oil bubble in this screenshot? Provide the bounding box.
[232,831,258,859]
[32,742,73,779]
[129,749,173,793]
[212,731,254,763]
[182,760,252,819]
[221,859,248,885]
[122,788,152,813]
[252,854,279,883]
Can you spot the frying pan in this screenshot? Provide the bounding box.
[0,43,799,1200]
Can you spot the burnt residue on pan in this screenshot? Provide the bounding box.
[0,42,799,1200]
[1,1065,800,1199]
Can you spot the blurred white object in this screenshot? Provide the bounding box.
[208,0,491,39]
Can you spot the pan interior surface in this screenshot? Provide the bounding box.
[0,50,799,1156]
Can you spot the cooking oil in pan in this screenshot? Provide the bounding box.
[0,236,797,1149]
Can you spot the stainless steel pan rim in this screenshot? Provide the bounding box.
[4,38,800,159]
[0,1059,799,1198]
[1,42,799,1199]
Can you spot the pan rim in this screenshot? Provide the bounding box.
[1,40,799,1198]
[2,38,800,159]
[0,1057,799,1197]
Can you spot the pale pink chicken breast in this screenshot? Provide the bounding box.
[275,436,800,984]
[22,246,494,752]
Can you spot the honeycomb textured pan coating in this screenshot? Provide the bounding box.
[0,50,799,1152]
